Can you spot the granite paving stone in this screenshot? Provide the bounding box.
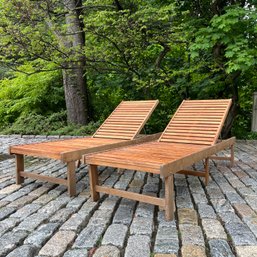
[6,245,37,257]
[235,246,257,257]
[0,137,257,256]
[124,235,151,257]
[175,196,194,209]
[93,245,120,257]
[134,202,155,218]
[8,194,37,207]
[233,203,255,220]
[73,224,105,249]
[225,192,245,204]
[0,206,16,220]
[10,203,41,219]
[180,224,205,247]
[197,203,217,219]
[102,224,128,247]
[154,254,177,257]
[37,196,70,216]
[60,213,90,231]
[39,230,76,257]
[244,215,257,237]
[178,208,198,225]
[225,222,257,246]
[191,193,208,204]
[0,230,28,256]
[219,212,243,224]
[14,212,48,232]
[112,200,136,225]
[211,198,235,213]
[24,223,60,248]
[181,245,206,257]
[209,239,235,257]
[154,224,179,254]
[130,216,153,235]
[63,249,88,257]
[201,219,227,240]
[49,207,75,223]
[0,217,19,237]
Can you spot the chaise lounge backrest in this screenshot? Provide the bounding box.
[93,100,159,140]
[159,99,232,146]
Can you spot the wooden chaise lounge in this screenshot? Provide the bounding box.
[86,99,235,220]
[9,100,159,196]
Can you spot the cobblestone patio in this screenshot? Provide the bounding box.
[1,135,257,257]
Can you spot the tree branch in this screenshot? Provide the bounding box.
[155,44,170,69]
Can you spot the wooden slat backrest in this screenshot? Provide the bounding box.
[93,100,159,140]
[159,99,232,145]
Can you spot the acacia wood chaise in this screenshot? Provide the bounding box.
[85,99,235,220]
[9,100,159,196]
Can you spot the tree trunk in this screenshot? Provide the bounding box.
[62,0,88,125]
[62,66,88,124]
[221,71,241,138]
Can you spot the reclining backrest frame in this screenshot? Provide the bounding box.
[159,99,232,146]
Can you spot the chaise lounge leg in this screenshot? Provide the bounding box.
[165,175,174,221]
[15,154,24,184]
[89,165,100,201]
[204,158,210,186]
[67,161,76,196]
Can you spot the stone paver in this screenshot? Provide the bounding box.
[154,254,177,257]
[201,219,227,240]
[102,224,128,247]
[124,235,151,257]
[6,245,37,257]
[93,245,120,257]
[178,208,198,225]
[39,231,76,256]
[235,246,257,257]
[1,136,257,256]
[209,239,235,257]
[181,245,206,257]
[63,249,88,257]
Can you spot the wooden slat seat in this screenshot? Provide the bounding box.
[9,100,159,196]
[85,99,235,221]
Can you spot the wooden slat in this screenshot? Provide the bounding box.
[95,185,165,207]
[160,137,235,177]
[163,133,215,138]
[159,138,213,145]
[178,169,206,177]
[159,99,232,145]
[94,100,159,140]
[85,141,207,173]
[20,171,67,186]
[92,134,132,140]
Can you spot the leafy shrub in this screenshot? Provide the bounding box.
[0,61,65,126]
[0,111,101,136]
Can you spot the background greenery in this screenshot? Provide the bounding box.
[0,0,256,138]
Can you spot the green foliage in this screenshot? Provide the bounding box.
[0,0,256,137]
[0,62,64,125]
[0,0,64,67]
[0,111,100,136]
[190,6,257,73]
[84,1,188,131]
[1,112,67,135]
[231,70,257,138]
